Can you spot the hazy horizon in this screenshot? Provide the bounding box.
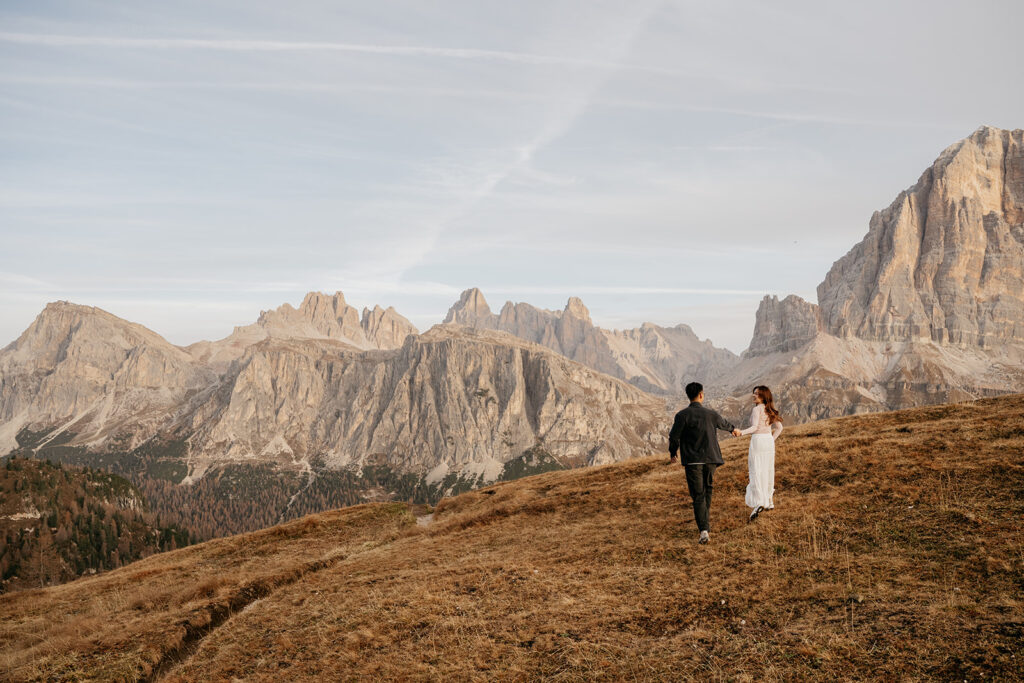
[2,1,1023,353]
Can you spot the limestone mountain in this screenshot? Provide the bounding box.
[186,291,418,372]
[5,124,1022,539]
[723,126,1024,422]
[0,301,216,456]
[602,322,739,396]
[183,325,667,481]
[444,287,737,394]
[819,125,1024,345]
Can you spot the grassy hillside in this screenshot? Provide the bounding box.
[2,395,1022,681]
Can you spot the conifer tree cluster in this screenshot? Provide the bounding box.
[0,457,194,592]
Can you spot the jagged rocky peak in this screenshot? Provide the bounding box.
[745,295,823,357]
[258,290,368,345]
[563,297,592,322]
[441,289,738,393]
[444,287,497,327]
[299,290,356,320]
[187,291,418,372]
[817,126,1024,347]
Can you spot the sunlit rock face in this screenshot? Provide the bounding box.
[721,127,1024,424]
[818,126,1024,348]
[745,295,824,357]
[0,302,216,453]
[0,304,668,485]
[185,325,668,477]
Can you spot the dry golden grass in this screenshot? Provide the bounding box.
[0,504,413,680]
[3,395,1023,681]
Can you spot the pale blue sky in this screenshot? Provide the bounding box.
[2,0,1022,353]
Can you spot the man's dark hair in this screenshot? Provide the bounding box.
[685,382,703,401]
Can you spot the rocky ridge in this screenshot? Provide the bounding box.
[0,300,667,490]
[184,325,665,480]
[186,291,418,372]
[443,288,737,394]
[3,124,1023,489]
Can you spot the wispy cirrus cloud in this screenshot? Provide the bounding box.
[0,31,682,75]
[0,75,952,130]
[0,272,60,290]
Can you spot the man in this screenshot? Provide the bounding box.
[668,381,740,544]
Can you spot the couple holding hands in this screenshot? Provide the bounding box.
[668,382,783,544]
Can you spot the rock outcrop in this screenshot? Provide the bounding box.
[443,287,497,328]
[603,323,739,395]
[444,289,737,393]
[724,126,1024,423]
[361,305,418,350]
[495,298,624,378]
[745,295,824,357]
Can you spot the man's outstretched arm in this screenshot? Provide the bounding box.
[712,410,739,436]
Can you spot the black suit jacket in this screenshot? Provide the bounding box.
[668,401,735,465]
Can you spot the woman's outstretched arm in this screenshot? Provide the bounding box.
[739,405,762,435]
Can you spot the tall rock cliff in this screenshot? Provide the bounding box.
[724,126,1024,423]
[184,325,667,480]
[444,289,737,393]
[818,126,1024,347]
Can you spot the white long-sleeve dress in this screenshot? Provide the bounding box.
[740,404,783,510]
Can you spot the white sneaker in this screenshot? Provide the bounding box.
[699,530,710,544]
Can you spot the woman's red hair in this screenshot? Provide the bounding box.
[754,385,782,424]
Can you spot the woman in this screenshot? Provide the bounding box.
[738,385,783,522]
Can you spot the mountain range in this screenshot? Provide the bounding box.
[1,125,1021,536]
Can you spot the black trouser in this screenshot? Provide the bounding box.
[684,463,718,532]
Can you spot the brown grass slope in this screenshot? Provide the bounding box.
[2,395,1023,681]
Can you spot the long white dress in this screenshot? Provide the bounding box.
[740,404,783,510]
